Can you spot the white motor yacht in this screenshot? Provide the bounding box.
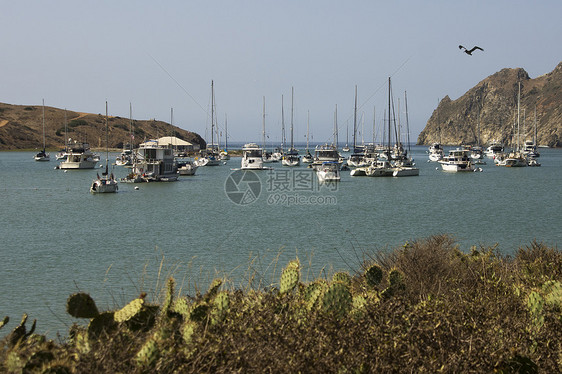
[439,149,475,172]
[316,161,340,182]
[59,142,98,169]
[241,143,268,170]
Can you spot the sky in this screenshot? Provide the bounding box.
[2,0,561,145]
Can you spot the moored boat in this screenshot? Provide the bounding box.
[439,149,475,172]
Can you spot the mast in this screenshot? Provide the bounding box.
[372,106,376,146]
[64,108,68,151]
[104,101,109,176]
[129,102,133,148]
[387,77,391,159]
[224,114,228,152]
[517,81,521,151]
[353,85,357,151]
[281,95,285,152]
[404,91,411,155]
[397,98,401,149]
[290,86,294,149]
[334,104,336,150]
[211,80,215,151]
[333,106,338,149]
[262,96,266,150]
[534,106,537,146]
[306,110,310,152]
[42,99,46,152]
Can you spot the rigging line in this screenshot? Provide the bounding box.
[147,53,209,117]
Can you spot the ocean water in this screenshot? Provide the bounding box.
[1,146,561,337]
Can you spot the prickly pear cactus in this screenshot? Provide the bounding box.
[87,311,118,342]
[388,268,406,290]
[0,315,8,330]
[181,320,198,345]
[162,277,175,316]
[66,293,99,319]
[332,272,351,286]
[172,297,191,318]
[322,282,352,317]
[114,298,144,323]
[365,264,384,288]
[189,303,210,322]
[205,278,223,302]
[211,291,230,325]
[135,337,159,369]
[8,313,36,347]
[280,259,300,294]
[304,281,327,312]
[542,280,562,307]
[526,290,545,331]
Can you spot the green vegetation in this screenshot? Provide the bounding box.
[68,119,88,128]
[1,235,561,372]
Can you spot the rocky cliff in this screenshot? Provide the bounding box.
[417,61,562,147]
[0,103,206,150]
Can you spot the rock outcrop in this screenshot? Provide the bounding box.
[0,103,206,150]
[417,61,562,147]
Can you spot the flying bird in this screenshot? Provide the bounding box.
[459,45,484,55]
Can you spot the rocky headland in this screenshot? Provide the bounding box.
[417,61,562,147]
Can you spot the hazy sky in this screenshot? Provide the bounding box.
[2,1,561,144]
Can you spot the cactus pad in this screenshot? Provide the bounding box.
[114,298,144,323]
[332,272,352,286]
[365,264,384,288]
[66,293,99,319]
[280,260,300,294]
[322,282,352,317]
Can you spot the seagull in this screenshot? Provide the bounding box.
[459,45,484,55]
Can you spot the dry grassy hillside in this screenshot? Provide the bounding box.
[0,103,205,150]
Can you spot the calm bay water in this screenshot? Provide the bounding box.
[1,145,561,337]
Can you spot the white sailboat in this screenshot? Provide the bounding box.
[502,82,527,168]
[282,87,301,167]
[90,102,118,193]
[34,99,50,161]
[302,110,313,163]
[428,98,443,162]
[196,80,221,167]
[220,114,230,161]
[392,91,419,177]
[261,97,275,164]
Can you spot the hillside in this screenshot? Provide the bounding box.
[0,103,206,150]
[417,61,562,147]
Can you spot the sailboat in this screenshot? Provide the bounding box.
[90,102,118,193]
[261,97,275,164]
[34,99,50,161]
[196,80,221,166]
[282,86,301,166]
[392,91,419,177]
[302,110,313,163]
[502,82,527,167]
[220,114,230,160]
[428,98,444,162]
[342,122,350,152]
[366,78,399,177]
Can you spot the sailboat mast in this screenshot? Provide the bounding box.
[105,101,109,175]
[372,106,376,146]
[211,80,215,150]
[517,81,521,151]
[224,113,228,152]
[306,110,310,152]
[281,95,285,152]
[262,96,266,150]
[353,85,357,151]
[534,106,537,146]
[387,78,392,159]
[290,86,294,149]
[42,99,46,151]
[405,91,411,155]
[335,104,338,149]
[64,108,68,151]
